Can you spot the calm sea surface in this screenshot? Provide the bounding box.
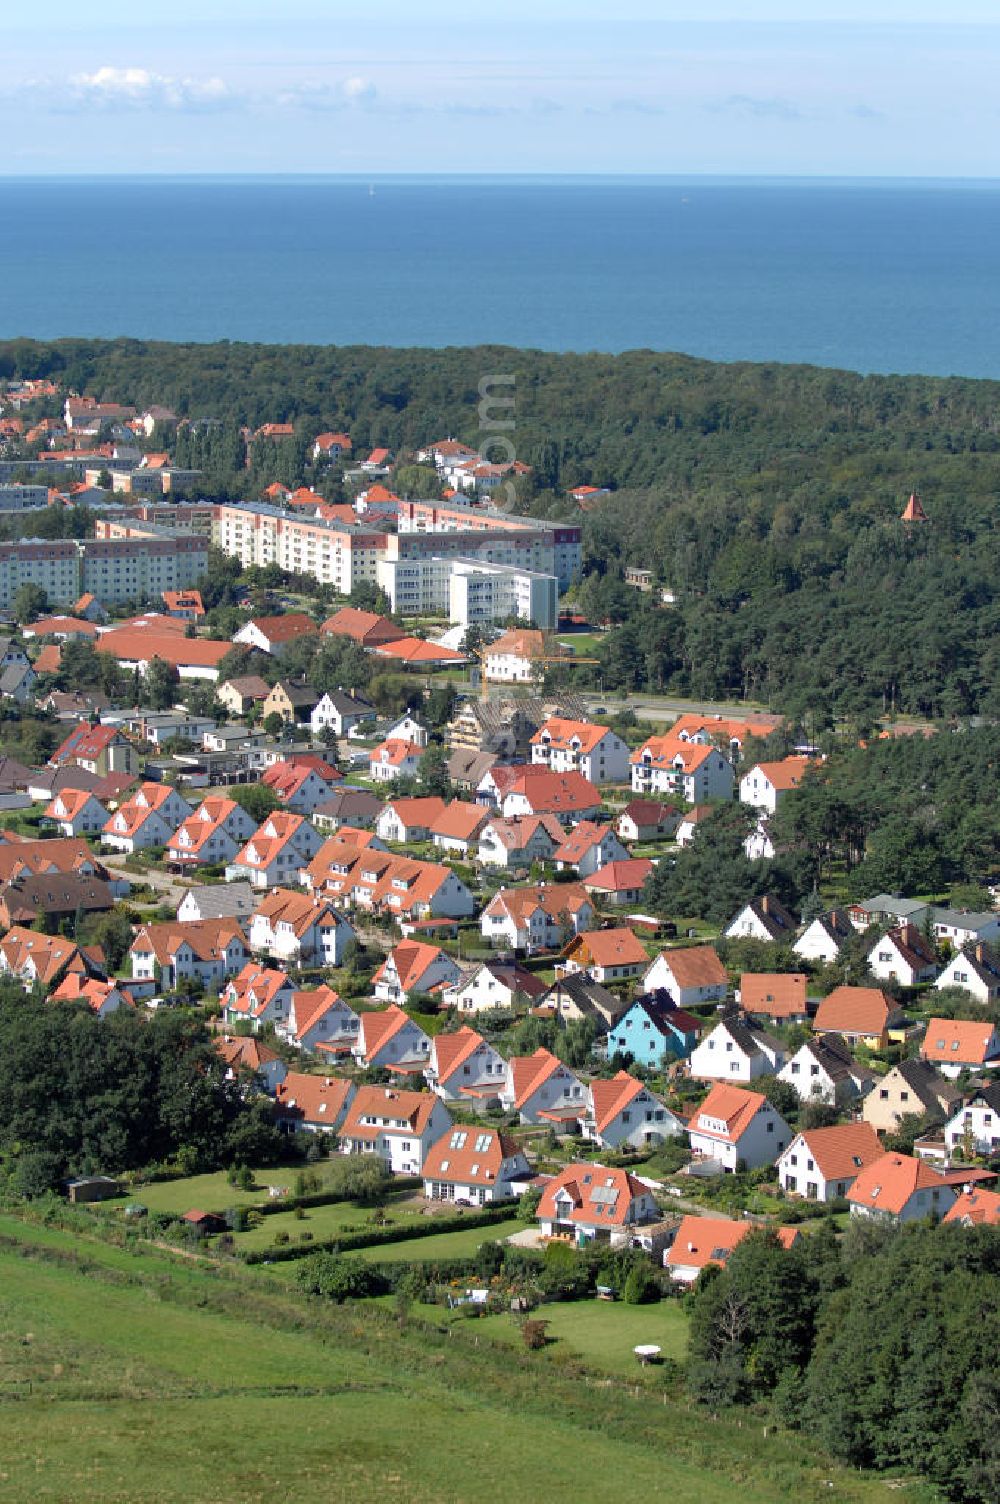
[1,176,999,377]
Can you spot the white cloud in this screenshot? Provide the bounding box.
[276,76,377,111]
[69,66,234,111]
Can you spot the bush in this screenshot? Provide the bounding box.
[296,1251,379,1302]
[623,1264,661,1306]
[522,1319,549,1350]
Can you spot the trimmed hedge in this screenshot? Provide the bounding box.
[252,1174,422,1219]
[243,1202,518,1265]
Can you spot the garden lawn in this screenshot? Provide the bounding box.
[229,1191,426,1252]
[468,1296,690,1376]
[100,1164,310,1215]
[344,1218,524,1263]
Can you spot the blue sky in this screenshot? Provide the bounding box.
[5,3,998,176]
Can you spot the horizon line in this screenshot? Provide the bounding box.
[3,171,1000,185]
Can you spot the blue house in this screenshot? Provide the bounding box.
[606,991,701,1068]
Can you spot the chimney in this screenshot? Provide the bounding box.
[761,896,770,914]
[975,943,985,964]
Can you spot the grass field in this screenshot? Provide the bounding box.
[459,1296,690,1376]
[0,1213,932,1504]
[342,1218,524,1263]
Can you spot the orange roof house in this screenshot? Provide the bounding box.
[687,1081,792,1170]
[848,1152,956,1223]
[813,986,899,1048]
[776,1122,883,1202]
[321,607,404,647]
[739,972,809,1024]
[0,928,97,990]
[559,926,648,984]
[339,1085,452,1172]
[536,1163,659,1244]
[501,1047,585,1125]
[942,1186,1000,1227]
[642,944,729,1006]
[273,1072,354,1133]
[666,1214,800,1282]
[920,1017,1000,1076]
[901,491,928,522]
[421,1126,530,1202]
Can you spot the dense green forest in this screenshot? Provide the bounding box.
[4,336,1000,718]
[688,1221,1000,1504]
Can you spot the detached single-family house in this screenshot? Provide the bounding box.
[480,883,594,953]
[848,1152,956,1224]
[372,940,463,1004]
[614,800,679,843]
[813,985,901,1050]
[777,1122,884,1202]
[920,1016,1000,1078]
[165,796,256,869]
[281,985,360,1056]
[217,675,271,717]
[376,797,448,845]
[941,1186,1000,1227]
[339,1085,453,1174]
[262,760,341,816]
[444,960,548,1016]
[739,972,809,1026]
[665,1215,799,1285]
[687,1082,791,1171]
[724,895,797,945]
[862,1058,962,1135]
[0,929,98,992]
[249,888,355,968]
[215,1034,287,1093]
[50,974,134,1019]
[234,613,318,658]
[500,1047,586,1126]
[44,788,109,838]
[867,923,938,987]
[778,1034,872,1107]
[794,908,854,965]
[423,1127,531,1204]
[935,943,1000,1005]
[429,801,489,857]
[530,717,630,785]
[558,926,648,985]
[606,992,701,1067]
[930,908,1000,949]
[221,963,295,1031]
[541,971,627,1034]
[536,1163,659,1247]
[498,768,603,824]
[553,822,629,878]
[130,919,249,991]
[369,738,423,783]
[944,1085,1000,1158]
[309,690,376,738]
[262,680,319,726]
[738,756,813,814]
[688,1017,785,1082]
[425,1026,507,1105]
[476,814,565,869]
[583,858,654,908]
[352,1005,433,1073]
[273,1072,354,1135]
[642,945,728,1008]
[583,1070,683,1150]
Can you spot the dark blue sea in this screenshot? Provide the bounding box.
[2,176,999,378]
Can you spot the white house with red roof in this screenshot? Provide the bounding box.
[130,919,249,992]
[530,717,630,785]
[848,1152,956,1224]
[102,782,192,854]
[44,787,109,838]
[630,734,734,803]
[675,805,713,847]
[221,963,295,1031]
[376,797,447,844]
[500,1047,586,1125]
[476,814,565,869]
[920,1017,1000,1078]
[558,926,649,985]
[262,760,341,815]
[249,888,355,968]
[372,940,462,1005]
[776,1122,884,1202]
[369,738,423,783]
[583,859,654,908]
[50,721,138,778]
[339,1084,452,1174]
[423,1126,531,1204]
[229,811,323,889]
[615,800,680,844]
[313,432,352,459]
[481,882,594,953]
[583,1070,683,1150]
[425,1025,508,1105]
[273,1072,355,1135]
[536,1163,659,1247]
[429,800,489,856]
[234,613,318,658]
[280,985,360,1056]
[642,945,728,1008]
[738,756,814,814]
[50,973,134,1019]
[352,1004,433,1073]
[552,821,629,878]
[665,1215,800,1284]
[165,796,256,869]
[687,1082,791,1171]
[497,767,603,823]
[215,1034,287,1093]
[867,923,938,987]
